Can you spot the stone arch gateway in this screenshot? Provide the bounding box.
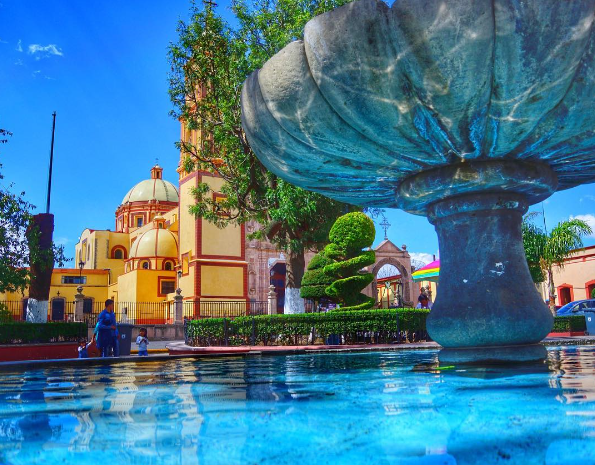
[364,240,415,307]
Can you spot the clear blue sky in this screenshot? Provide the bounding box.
[1,0,594,268]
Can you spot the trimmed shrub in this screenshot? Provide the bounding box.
[0,322,87,345]
[301,250,336,300]
[323,212,376,311]
[185,308,430,346]
[552,315,586,333]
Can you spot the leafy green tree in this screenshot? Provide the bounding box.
[168,0,357,312]
[320,212,376,311]
[0,130,68,294]
[522,213,592,314]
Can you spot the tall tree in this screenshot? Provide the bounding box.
[168,0,357,313]
[522,213,592,314]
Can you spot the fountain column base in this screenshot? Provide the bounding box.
[438,344,548,364]
[426,192,553,348]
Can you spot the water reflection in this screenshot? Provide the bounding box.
[0,348,593,463]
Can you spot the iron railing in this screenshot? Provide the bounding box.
[1,300,269,327]
[0,300,76,323]
[183,300,268,320]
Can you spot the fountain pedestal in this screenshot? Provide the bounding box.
[397,161,557,348]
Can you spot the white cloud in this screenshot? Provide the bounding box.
[0,38,7,44]
[54,237,70,246]
[14,58,23,66]
[16,39,22,52]
[28,43,63,59]
[570,214,595,238]
[409,252,434,265]
[32,70,41,78]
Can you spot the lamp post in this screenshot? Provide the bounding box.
[384,281,391,309]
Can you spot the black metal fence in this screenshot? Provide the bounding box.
[183,300,268,319]
[1,299,269,327]
[0,300,76,323]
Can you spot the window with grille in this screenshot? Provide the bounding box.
[62,276,87,284]
[160,280,175,295]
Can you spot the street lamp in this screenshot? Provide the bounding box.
[384,281,391,309]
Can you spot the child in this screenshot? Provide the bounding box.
[136,328,149,356]
[78,338,93,359]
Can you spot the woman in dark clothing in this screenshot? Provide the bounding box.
[96,299,117,357]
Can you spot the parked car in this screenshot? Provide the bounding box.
[556,299,595,316]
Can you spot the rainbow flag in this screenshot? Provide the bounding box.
[412,259,440,282]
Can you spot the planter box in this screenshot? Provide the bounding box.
[0,342,80,362]
[547,331,586,337]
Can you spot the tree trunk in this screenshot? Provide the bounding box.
[284,249,305,314]
[547,266,557,316]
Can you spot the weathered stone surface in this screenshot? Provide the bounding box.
[426,191,554,347]
[241,0,595,204]
[438,344,548,365]
[240,0,595,348]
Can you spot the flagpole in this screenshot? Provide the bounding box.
[46,111,56,213]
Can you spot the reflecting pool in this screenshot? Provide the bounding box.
[0,347,594,464]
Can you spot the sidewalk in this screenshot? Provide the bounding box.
[130,339,182,354]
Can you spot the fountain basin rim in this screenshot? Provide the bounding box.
[395,160,558,216]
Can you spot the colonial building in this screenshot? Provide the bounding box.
[539,245,595,306]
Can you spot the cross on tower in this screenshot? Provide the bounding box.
[380,217,391,240]
[155,157,159,166]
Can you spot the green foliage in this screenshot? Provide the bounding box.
[300,250,336,299]
[0,136,69,294]
[552,315,586,333]
[185,308,430,346]
[522,213,592,313]
[328,212,376,254]
[592,288,595,299]
[0,304,12,324]
[522,214,593,284]
[168,0,357,288]
[321,213,376,310]
[0,322,86,345]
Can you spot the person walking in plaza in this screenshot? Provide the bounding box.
[96,299,117,357]
[136,328,149,356]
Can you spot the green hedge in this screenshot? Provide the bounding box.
[0,322,87,345]
[552,315,586,333]
[186,308,430,346]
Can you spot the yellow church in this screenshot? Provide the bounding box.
[1,158,255,322]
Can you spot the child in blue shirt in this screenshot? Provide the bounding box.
[136,328,149,356]
[78,338,93,358]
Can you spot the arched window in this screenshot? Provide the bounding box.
[164,261,173,271]
[111,246,127,260]
[142,261,150,270]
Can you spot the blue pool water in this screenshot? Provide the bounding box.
[0,347,595,464]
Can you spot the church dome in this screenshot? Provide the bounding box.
[130,228,178,258]
[121,165,179,205]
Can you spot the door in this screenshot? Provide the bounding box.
[51,298,65,321]
[559,287,572,306]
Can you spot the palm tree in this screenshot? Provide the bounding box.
[522,213,592,315]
